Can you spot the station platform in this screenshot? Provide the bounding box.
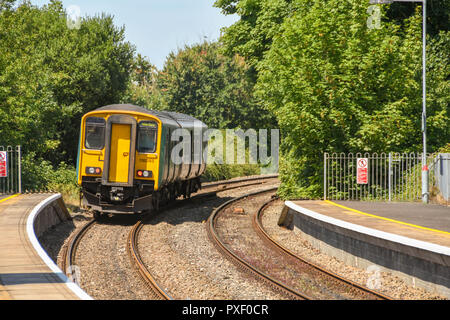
[0,194,89,300]
[283,200,450,298]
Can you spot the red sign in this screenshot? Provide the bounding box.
[0,151,7,178]
[357,158,368,184]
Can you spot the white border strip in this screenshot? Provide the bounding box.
[285,201,450,257]
[26,193,93,300]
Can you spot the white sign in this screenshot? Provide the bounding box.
[0,151,7,177]
[357,158,368,184]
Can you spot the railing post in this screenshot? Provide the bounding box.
[422,153,429,204]
[324,153,327,200]
[17,145,22,194]
[388,152,392,202]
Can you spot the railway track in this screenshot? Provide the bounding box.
[201,174,279,189]
[128,218,173,299]
[207,190,393,300]
[206,187,309,300]
[253,198,393,300]
[127,175,279,300]
[61,175,279,299]
[60,219,96,285]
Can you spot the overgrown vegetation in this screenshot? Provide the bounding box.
[1,0,448,202]
[0,0,134,198]
[0,1,269,201]
[215,0,449,199]
[125,41,276,130]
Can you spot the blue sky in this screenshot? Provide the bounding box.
[31,0,239,69]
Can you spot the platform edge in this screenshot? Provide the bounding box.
[26,193,93,300]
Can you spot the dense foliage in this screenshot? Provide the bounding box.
[1,0,448,201]
[0,1,271,192]
[0,0,134,190]
[156,41,276,130]
[215,0,449,198]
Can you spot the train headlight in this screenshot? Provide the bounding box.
[137,170,152,178]
[86,167,102,175]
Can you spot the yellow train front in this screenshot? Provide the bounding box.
[76,104,207,218]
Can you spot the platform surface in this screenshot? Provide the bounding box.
[0,194,15,202]
[0,194,79,300]
[292,200,450,248]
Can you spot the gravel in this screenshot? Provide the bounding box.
[261,200,447,300]
[138,182,286,300]
[38,178,447,300]
[73,214,152,300]
[214,193,381,300]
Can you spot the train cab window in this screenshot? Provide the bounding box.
[85,117,105,150]
[137,121,158,153]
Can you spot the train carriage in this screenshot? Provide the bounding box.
[76,104,207,218]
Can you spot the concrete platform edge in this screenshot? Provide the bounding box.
[285,201,450,298]
[26,194,93,300]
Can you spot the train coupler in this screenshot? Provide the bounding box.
[110,187,124,202]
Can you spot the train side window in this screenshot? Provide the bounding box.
[85,117,105,150]
[138,121,158,153]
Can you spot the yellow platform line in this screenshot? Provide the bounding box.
[324,200,450,236]
[0,194,20,204]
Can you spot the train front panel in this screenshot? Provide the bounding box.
[77,110,162,213]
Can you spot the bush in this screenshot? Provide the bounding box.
[202,163,261,182]
[22,153,80,206]
[256,2,448,199]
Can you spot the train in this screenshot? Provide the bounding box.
[76,104,208,218]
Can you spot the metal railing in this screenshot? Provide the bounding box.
[433,153,450,205]
[324,152,436,201]
[0,146,22,195]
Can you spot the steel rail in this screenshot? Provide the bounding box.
[128,220,173,300]
[253,199,394,300]
[195,179,277,199]
[127,176,278,300]
[201,174,279,189]
[63,174,280,300]
[206,187,312,300]
[61,219,97,283]
[127,177,281,300]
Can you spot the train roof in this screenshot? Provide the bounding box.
[91,104,207,129]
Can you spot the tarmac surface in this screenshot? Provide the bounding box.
[291,200,450,248]
[334,201,450,233]
[287,199,450,297]
[0,194,80,300]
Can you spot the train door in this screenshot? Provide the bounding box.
[162,127,170,184]
[109,124,131,183]
[102,115,137,186]
[169,127,177,183]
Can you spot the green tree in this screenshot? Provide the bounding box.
[157,41,275,129]
[256,1,448,198]
[215,0,450,69]
[0,0,134,161]
[214,0,296,77]
[386,0,449,37]
[120,54,166,110]
[0,0,135,189]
